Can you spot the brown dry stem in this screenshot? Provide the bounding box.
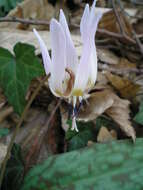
[0,75,50,188]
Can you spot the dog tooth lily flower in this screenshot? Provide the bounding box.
[33,0,102,132]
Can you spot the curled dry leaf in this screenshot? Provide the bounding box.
[105,92,136,141]
[97,126,117,143]
[78,89,114,121]
[105,71,140,100]
[77,89,136,141]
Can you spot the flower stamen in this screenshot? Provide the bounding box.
[71,96,79,132]
[63,68,75,96]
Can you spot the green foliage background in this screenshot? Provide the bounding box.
[0,0,23,17]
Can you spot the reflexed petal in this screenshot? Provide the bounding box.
[89,0,102,39]
[90,13,103,40]
[87,1,101,88]
[88,42,97,87]
[80,4,89,42]
[73,42,91,95]
[59,9,78,73]
[90,0,96,19]
[75,0,102,94]
[50,19,66,94]
[80,0,102,42]
[33,28,51,75]
[59,10,72,42]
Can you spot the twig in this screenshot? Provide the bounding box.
[112,0,124,35]
[98,29,135,43]
[0,17,50,26]
[116,0,143,56]
[99,63,143,74]
[70,22,134,43]
[25,99,61,171]
[0,16,136,44]
[0,75,50,188]
[132,30,143,56]
[116,0,142,20]
[111,0,135,44]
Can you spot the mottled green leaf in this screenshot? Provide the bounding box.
[0,43,44,114]
[22,138,143,190]
[134,101,143,125]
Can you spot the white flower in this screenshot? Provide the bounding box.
[33,0,102,131]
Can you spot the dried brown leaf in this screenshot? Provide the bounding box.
[0,0,55,30]
[105,94,136,142]
[105,71,140,100]
[87,140,94,147]
[99,10,133,38]
[78,89,114,122]
[97,126,117,143]
[113,58,137,70]
[110,129,117,139]
[97,48,120,65]
[78,89,136,141]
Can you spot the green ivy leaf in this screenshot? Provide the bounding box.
[95,115,117,130]
[0,42,44,114]
[0,128,9,137]
[66,121,95,151]
[134,101,143,125]
[0,0,22,12]
[22,138,143,190]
